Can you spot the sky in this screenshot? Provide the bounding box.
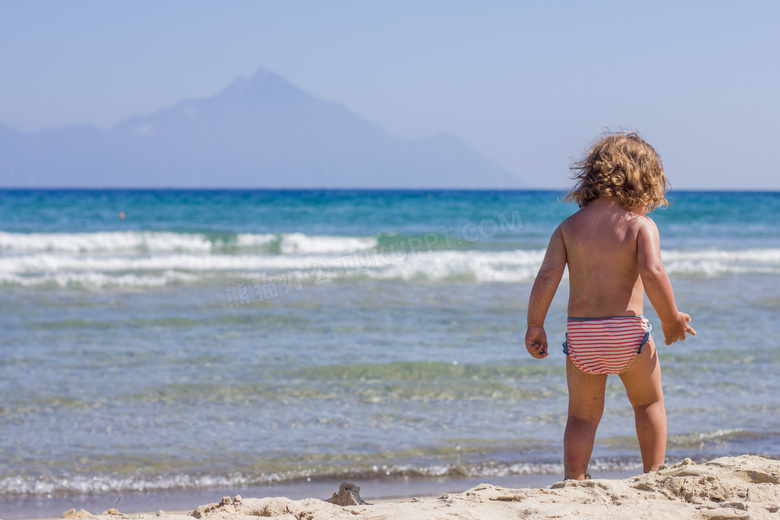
[1,0,778,189]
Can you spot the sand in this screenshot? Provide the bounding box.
[62,455,780,520]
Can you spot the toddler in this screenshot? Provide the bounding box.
[525,132,696,480]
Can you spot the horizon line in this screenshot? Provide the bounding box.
[1,186,778,193]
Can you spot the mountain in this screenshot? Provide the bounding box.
[0,68,526,188]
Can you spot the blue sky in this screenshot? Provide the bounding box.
[1,1,778,189]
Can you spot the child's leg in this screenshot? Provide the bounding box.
[564,357,607,480]
[618,335,666,472]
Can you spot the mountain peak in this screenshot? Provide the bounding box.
[0,67,526,188]
[218,67,308,103]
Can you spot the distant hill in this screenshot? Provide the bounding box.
[0,68,526,188]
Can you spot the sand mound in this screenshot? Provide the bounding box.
[78,455,780,520]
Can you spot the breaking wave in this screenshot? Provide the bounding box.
[1,231,778,289]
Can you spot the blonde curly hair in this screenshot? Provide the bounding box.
[563,132,670,211]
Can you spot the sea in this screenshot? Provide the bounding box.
[1,189,779,518]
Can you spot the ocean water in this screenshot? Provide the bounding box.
[1,189,779,517]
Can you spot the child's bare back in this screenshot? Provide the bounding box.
[562,197,649,319]
[524,132,696,480]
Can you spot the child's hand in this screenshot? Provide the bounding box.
[662,312,697,345]
[525,326,549,359]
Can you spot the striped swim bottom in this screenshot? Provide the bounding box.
[562,316,652,375]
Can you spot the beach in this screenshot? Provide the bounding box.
[54,455,780,520]
[2,190,780,518]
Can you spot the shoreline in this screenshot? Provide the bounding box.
[7,456,780,520]
[2,469,643,520]
[2,472,581,520]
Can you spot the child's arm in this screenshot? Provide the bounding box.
[637,219,696,345]
[526,225,566,359]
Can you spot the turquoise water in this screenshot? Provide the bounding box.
[1,189,779,516]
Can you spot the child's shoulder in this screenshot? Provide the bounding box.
[632,213,658,231]
[558,213,577,234]
[633,214,661,241]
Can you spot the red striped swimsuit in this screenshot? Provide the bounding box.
[563,316,652,375]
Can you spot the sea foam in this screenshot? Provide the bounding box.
[2,230,779,288]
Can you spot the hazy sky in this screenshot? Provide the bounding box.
[1,1,778,189]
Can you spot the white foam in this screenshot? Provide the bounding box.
[0,472,256,495]
[663,249,780,263]
[3,241,780,289]
[279,233,378,254]
[0,231,379,255]
[0,270,199,288]
[0,253,333,274]
[662,248,780,276]
[358,249,546,283]
[0,230,212,253]
[235,233,277,247]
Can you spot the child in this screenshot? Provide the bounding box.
[525,132,696,480]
